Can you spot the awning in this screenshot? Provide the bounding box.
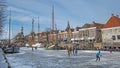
[88,37,95,40]
[80,38,84,40]
[71,38,80,40]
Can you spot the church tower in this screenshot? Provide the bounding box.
[65,20,70,31]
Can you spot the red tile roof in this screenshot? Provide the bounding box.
[104,15,120,28]
[82,23,93,28]
[93,22,104,28]
[82,22,104,28]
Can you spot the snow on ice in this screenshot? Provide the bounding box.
[6,47,120,68]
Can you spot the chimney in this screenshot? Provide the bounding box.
[93,21,95,23]
[112,13,114,16]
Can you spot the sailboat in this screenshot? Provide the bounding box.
[3,9,20,53]
[31,17,42,48]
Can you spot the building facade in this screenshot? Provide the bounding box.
[101,14,120,49]
[78,27,102,49]
[102,26,120,49]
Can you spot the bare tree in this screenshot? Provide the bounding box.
[0,0,7,36]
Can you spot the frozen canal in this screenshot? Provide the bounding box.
[6,47,120,68]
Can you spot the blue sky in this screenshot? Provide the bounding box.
[3,0,120,39]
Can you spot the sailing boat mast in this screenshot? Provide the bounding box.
[52,5,54,44]
[32,18,34,41]
[8,9,11,46]
[38,17,40,42]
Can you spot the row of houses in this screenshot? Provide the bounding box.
[25,14,120,50]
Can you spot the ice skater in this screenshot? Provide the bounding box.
[32,46,34,51]
[66,46,72,56]
[109,48,113,53]
[72,47,75,55]
[74,47,78,56]
[96,52,102,62]
[35,46,38,50]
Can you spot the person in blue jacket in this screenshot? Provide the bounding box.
[74,47,78,56]
[96,52,101,61]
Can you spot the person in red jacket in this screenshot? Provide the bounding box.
[110,47,113,53]
[35,46,38,50]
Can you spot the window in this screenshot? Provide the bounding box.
[117,35,120,39]
[118,28,120,32]
[83,31,85,36]
[112,35,116,40]
[115,29,117,32]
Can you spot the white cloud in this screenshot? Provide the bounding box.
[7,6,51,24]
[8,6,31,14]
[12,16,32,23]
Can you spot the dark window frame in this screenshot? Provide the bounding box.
[112,35,116,40]
[117,35,120,40]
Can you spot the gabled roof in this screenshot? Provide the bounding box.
[82,22,104,28]
[93,22,104,28]
[82,23,93,28]
[104,15,120,28]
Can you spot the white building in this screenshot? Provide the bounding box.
[102,26,120,49]
[101,14,120,49]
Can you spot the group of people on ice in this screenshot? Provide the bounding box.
[65,45,113,62]
[65,46,78,56]
[65,45,113,57]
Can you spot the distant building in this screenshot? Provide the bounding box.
[78,21,104,49]
[65,21,74,42]
[76,27,81,31]
[71,31,79,43]
[23,14,120,50]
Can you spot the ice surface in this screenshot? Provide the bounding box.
[6,47,120,68]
